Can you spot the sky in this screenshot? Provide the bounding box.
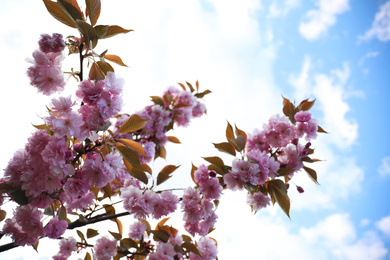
[0,0,389,259]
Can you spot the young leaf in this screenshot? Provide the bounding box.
[86,0,101,26]
[117,145,144,170]
[58,205,67,221]
[115,218,123,235]
[109,230,122,240]
[157,165,180,186]
[268,179,290,218]
[186,81,195,93]
[76,20,97,46]
[317,125,328,133]
[303,166,319,185]
[298,98,315,111]
[42,0,77,28]
[118,139,147,157]
[104,204,116,215]
[98,25,133,39]
[123,160,148,184]
[150,96,165,106]
[191,163,198,185]
[77,230,86,242]
[121,238,138,249]
[167,136,181,144]
[86,228,99,238]
[97,60,114,75]
[150,230,169,243]
[194,89,212,98]
[196,80,199,92]
[32,241,39,252]
[202,156,224,168]
[213,142,236,156]
[0,210,7,222]
[226,122,234,142]
[182,241,202,257]
[105,54,128,66]
[89,62,105,80]
[58,0,83,23]
[178,82,186,91]
[119,114,149,133]
[235,125,247,147]
[84,252,92,260]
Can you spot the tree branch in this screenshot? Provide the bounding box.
[0,211,130,253]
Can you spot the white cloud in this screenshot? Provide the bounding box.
[299,0,349,40]
[378,156,390,176]
[376,215,390,236]
[358,51,379,67]
[268,0,300,18]
[359,1,390,42]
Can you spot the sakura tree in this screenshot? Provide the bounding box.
[0,1,326,259]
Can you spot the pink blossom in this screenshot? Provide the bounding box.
[105,71,124,95]
[94,237,117,260]
[294,111,312,122]
[128,221,147,240]
[194,164,210,184]
[38,33,65,53]
[305,118,318,140]
[247,129,269,152]
[153,242,176,260]
[199,177,222,200]
[81,153,114,188]
[45,216,68,239]
[247,192,270,212]
[181,187,201,209]
[28,194,53,209]
[76,79,104,105]
[42,137,74,177]
[223,173,244,191]
[58,237,77,257]
[4,149,28,188]
[50,96,75,114]
[190,237,218,260]
[63,178,90,197]
[65,190,95,212]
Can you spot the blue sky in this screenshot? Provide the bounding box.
[0,0,389,259]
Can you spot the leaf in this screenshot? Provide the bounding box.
[182,241,202,257]
[298,98,315,111]
[42,0,77,28]
[94,25,109,39]
[277,167,294,176]
[167,136,181,144]
[10,189,28,205]
[86,228,99,238]
[104,204,116,215]
[191,163,198,185]
[178,82,186,90]
[194,89,212,98]
[119,114,149,133]
[105,54,127,66]
[301,157,322,163]
[58,0,83,24]
[77,230,86,242]
[58,205,67,221]
[32,241,39,252]
[98,25,133,39]
[117,145,144,170]
[109,230,122,240]
[202,156,224,168]
[89,62,105,80]
[102,183,113,199]
[114,218,123,235]
[86,0,101,26]
[150,230,169,243]
[76,20,97,46]
[97,60,114,75]
[0,210,6,221]
[303,166,319,185]
[282,96,296,124]
[150,96,165,106]
[317,125,328,133]
[235,125,247,148]
[268,179,290,218]
[186,81,195,93]
[213,142,236,156]
[226,122,234,142]
[157,165,180,186]
[121,238,138,249]
[118,139,147,157]
[84,252,92,260]
[196,80,199,92]
[123,160,148,184]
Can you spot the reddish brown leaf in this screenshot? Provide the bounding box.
[97,60,114,75]
[86,0,101,26]
[167,136,181,143]
[42,0,77,28]
[213,142,236,156]
[99,25,133,39]
[118,139,147,157]
[303,166,319,185]
[268,179,290,218]
[89,62,105,80]
[105,54,127,66]
[58,0,83,23]
[119,114,149,133]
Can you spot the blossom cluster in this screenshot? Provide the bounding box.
[27,33,66,95]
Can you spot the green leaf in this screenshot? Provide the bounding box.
[42,0,77,28]
[119,114,149,133]
[86,0,101,26]
[268,179,290,218]
[213,142,236,156]
[105,54,127,66]
[303,166,319,185]
[86,228,99,238]
[58,0,83,24]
